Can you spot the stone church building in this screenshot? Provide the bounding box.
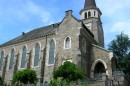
[0,0,127,86]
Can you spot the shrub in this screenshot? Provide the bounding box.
[12,69,38,84]
[49,78,67,86]
[53,61,84,82]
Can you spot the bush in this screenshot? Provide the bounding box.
[53,61,84,82]
[49,78,67,86]
[12,69,38,84]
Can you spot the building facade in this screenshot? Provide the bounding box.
[0,0,127,86]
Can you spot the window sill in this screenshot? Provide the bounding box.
[64,48,71,50]
[47,64,54,66]
[19,67,26,70]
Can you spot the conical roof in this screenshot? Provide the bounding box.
[84,0,96,8]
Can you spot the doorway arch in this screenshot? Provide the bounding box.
[94,62,106,73]
[90,59,108,78]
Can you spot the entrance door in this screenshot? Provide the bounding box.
[94,62,106,79]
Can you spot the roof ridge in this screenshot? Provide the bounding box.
[0,22,60,47]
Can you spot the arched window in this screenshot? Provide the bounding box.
[64,37,71,49]
[0,51,4,71]
[84,12,87,19]
[88,11,91,18]
[34,43,40,66]
[82,38,86,52]
[9,49,15,70]
[21,46,27,68]
[94,11,96,16]
[48,40,55,64]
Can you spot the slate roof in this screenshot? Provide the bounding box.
[0,23,60,47]
[0,14,95,47]
[84,0,96,8]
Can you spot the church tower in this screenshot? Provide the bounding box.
[80,0,104,47]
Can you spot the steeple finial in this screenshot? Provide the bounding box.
[84,0,96,8]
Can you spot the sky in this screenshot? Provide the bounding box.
[0,0,130,48]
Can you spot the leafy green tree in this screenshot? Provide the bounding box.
[12,69,38,84]
[108,32,130,57]
[53,61,84,82]
[108,32,130,81]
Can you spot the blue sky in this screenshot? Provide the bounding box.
[0,0,130,48]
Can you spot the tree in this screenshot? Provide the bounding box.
[53,61,84,82]
[12,69,38,85]
[108,32,130,57]
[108,32,130,81]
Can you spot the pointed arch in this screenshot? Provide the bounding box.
[9,48,15,70]
[64,36,71,49]
[94,62,105,73]
[34,42,40,66]
[0,50,4,71]
[21,46,27,68]
[90,59,108,78]
[48,39,55,65]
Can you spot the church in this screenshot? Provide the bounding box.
[0,0,127,86]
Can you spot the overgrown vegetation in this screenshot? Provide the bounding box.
[108,32,130,81]
[49,61,84,86]
[49,78,67,86]
[12,69,38,85]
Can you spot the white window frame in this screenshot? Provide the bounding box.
[47,39,56,66]
[8,48,15,70]
[33,42,41,67]
[20,45,28,69]
[64,36,71,49]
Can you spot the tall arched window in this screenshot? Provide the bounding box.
[34,43,40,66]
[88,11,91,18]
[0,51,4,71]
[9,49,15,70]
[82,38,86,52]
[85,12,87,19]
[21,46,27,68]
[94,11,96,16]
[48,40,55,64]
[64,37,71,49]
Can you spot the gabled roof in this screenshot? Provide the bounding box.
[0,10,95,48]
[0,23,60,47]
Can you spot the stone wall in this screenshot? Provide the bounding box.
[91,44,113,78]
[79,25,97,76]
[0,11,82,85]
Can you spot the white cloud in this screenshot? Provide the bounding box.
[97,0,130,16]
[24,0,52,23]
[0,0,52,25]
[110,21,130,36]
[96,0,130,47]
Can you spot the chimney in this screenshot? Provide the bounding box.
[22,32,25,36]
[66,10,73,16]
